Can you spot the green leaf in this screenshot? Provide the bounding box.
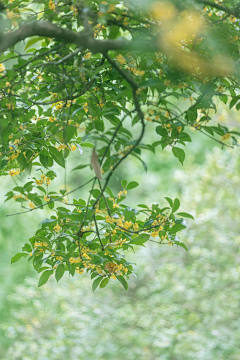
[127,181,139,190]
[177,132,191,142]
[165,197,173,207]
[131,152,148,171]
[186,109,197,122]
[177,212,194,220]
[156,126,168,137]
[229,97,239,109]
[71,164,88,172]
[109,25,120,39]
[81,143,95,148]
[172,147,185,165]
[63,126,77,142]
[176,242,188,251]
[125,209,136,221]
[172,198,180,213]
[91,272,98,279]
[121,179,127,188]
[49,146,65,168]
[92,276,102,292]
[131,234,150,246]
[17,153,27,169]
[22,244,32,252]
[25,37,46,50]
[11,253,28,264]
[55,263,65,282]
[39,149,49,169]
[100,277,109,288]
[38,270,53,287]
[137,204,149,209]
[210,126,224,136]
[116,275,128,291]
[170,224,186,233]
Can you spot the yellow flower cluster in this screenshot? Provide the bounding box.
[56,256,63,261]
[136,87,146,95]
[88,115,97,121]
[9,169,20,176]
[151,228,162,237]
[123,221,132,229]
[6,102,14,110]
[29,202,36,209]
[193,122,201,130]
[75,267,84,274]
[217,85,224,92]
[229,35,238,43]
[164,79,171,87]
[221,133,231,141]
[118,144,134,156]
[116,54,126,65]
[230,15,236,22]
[133,223,139,231]
[104,262,128,277]
[159,69,164,77]
[97,99,105,108]
[83,102,88,113]
[178,82,188,89]
[109,197,119,208]
[51,93,58,99]
[49,1,56,11]
[126,65,145,76]
[71,245,106,275]
[53,224,61,232]
[44,195,50,202]
[49,116,57,123]
[0,63,5,72]
[35,180,43,185]
[55,143,69,151]
[13,194,22,200]
[118,190,127,198]
[107,4,115,13]
[71,5,78,16]
[52,99,75,110]
[8,150,20,161]
[81,222,94,232]
[93,23,105,37]
[69,257,81,264]
[95,202,105,214]
[145,109,160,122]
[40,174,51,185]
[112,238,128,248]
[150,215,167,237]
[34,241,48,248]
[84,52,91,60]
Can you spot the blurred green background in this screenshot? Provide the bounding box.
[1,103,240,360]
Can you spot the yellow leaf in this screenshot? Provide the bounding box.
[91,148,102,179]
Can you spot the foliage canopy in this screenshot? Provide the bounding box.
[0,0,240,290]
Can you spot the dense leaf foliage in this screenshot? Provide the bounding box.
[0,0,240,289]
[2,147,240,360]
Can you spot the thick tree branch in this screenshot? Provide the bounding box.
[0,20,159,54]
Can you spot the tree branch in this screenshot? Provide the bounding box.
[0,20,159,55]
[195,0,236,16]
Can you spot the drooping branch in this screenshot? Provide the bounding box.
[195,0,237,16]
